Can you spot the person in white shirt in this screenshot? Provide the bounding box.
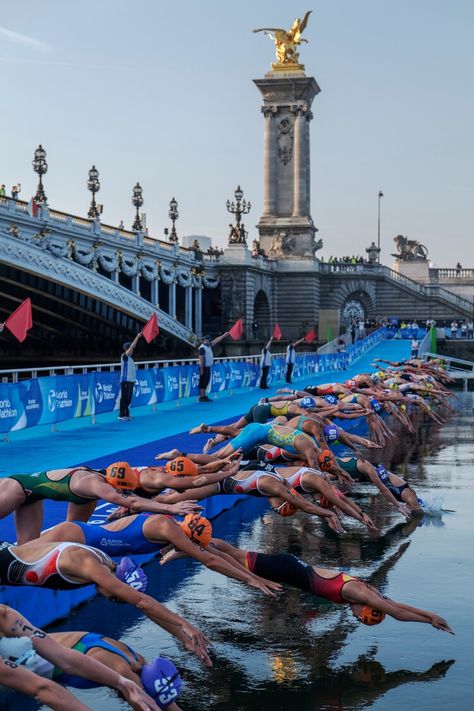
[285,337,305,383]
[468,321,474,340]
[357,320,365,340]
[461,321,468,338]
[198,332,228,402]
[119,332,142,420]
[450,321,458,339]
[260,336,273,390]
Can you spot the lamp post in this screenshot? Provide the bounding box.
[132,182,144,232]
[377,190,384,264]
[87,165,100,219]
[226,185,251,243]
[32,144,48,204]
[168,197,179,243]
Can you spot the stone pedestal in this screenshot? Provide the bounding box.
[222,242,253,265]
[392,258,430,284]
[254,71,320,258]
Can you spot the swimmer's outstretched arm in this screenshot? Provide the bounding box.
[74,477,201,517]
[76,556,213,666]
[0,660,92,711]
[343,583,454,633]
[0,605,158,711]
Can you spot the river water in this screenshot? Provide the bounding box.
[4,393,474,711]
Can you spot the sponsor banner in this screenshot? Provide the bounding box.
[0,382,25,432]
[131,370,156,407]
[209,363,227,393]
[152,368,166,403]
[163,366,181,401]
[36,375,78,424]
[91,372,120,415]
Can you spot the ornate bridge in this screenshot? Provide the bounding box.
[0,197,220,361]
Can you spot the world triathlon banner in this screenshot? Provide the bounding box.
[0,329,386,434]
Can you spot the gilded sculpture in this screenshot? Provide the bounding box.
[253,11,312,69]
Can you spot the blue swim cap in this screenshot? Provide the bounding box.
[370,397,382,414]
[323,425,338,443]
[324,394,338,405]
[300,396,316,409]
[141,657,182,709]
[115,557,147,592]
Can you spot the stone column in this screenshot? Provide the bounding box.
[305,111,313,215]
[292,107,306,217]
[185,286,193,329]
[151,277,159,306]
[262,106,277,216]
[169,281,176,319]
[194,287,203,336]
[132,274,140,294]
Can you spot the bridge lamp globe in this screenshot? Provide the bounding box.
[32,144,48,204]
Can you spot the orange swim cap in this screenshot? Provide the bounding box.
[105,462,138,490]
[179,514,212,546]
[360,605,386,626]
[318,449,334,471]
[165,457,199,476]
[273,488,299,517]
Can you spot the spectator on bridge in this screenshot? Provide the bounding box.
[461,321,468,339]
[259,335,273,390]
[119,220,125,229]
[468,320,474,340]
[456,262,462,275]
[11,184,20,200]
[285,336,305,383]
[0,184,5,196]
[450,321,458,339]
[198,331,229,402]
[350,322,356,344]
[119,331,142,420]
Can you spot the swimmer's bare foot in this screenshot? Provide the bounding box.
[203,437,217,454]
[189,423,209,435]
[155,448,181,461]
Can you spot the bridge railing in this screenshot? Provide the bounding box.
[320,261,473,312]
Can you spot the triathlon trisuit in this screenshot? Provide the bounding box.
[345,379,357,390]
[72,515,165,557]
[284,467,320,494]
[243,403,273,424]
[54,633,139,689]
[335,457,361,477]
[0,541,113,590]
[245,552,358,603]
[8,468,99,505]
[218,469,285,496]
[229,423,313,455]
[314,384,337,396]
[376,466,409,500]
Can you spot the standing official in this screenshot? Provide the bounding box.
[285,337,305,383]
[259,335,273,390]
[198,332,229,402]
[119,331,142,420]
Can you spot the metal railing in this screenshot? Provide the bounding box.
[0,352,297,384]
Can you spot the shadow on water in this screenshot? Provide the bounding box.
[4,395,473,710]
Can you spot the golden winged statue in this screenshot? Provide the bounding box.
[253,11,312,67]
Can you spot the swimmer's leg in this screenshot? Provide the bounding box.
[15,501,44,545]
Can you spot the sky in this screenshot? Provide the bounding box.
[0,0,473,266]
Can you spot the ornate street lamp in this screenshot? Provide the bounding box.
[87,165,100,219]
[132,182,144,232]
[168,197,179,242]
[226,184,251,243]
[32,144,48,204]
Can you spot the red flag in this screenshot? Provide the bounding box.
[228,318,243,341]
[27,198,40,217]
[273,323,282,341]
[142,313,159,343]
[4,298,33,343]
[304,328,317,343]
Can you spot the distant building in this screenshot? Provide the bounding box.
[182,235,212,252]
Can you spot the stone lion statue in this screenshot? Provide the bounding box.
[392,234,428,261]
